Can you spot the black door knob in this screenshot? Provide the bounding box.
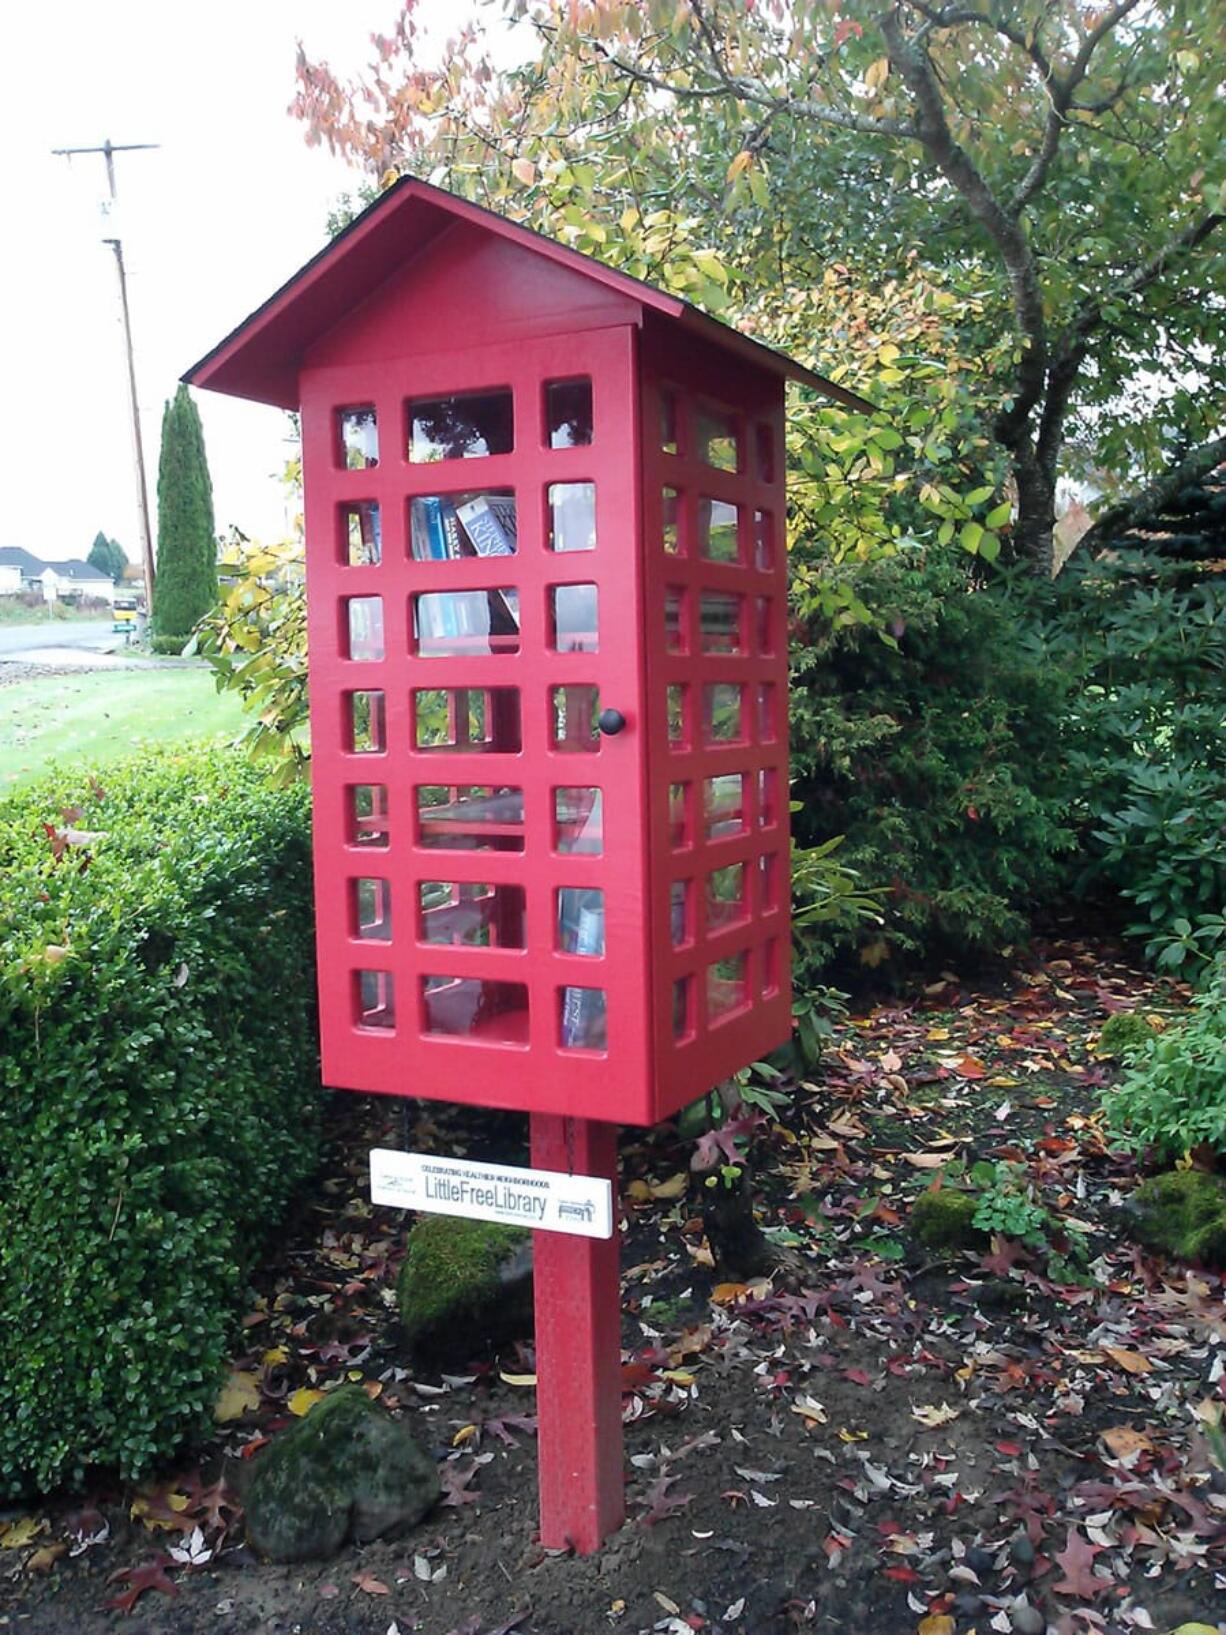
[598,707,627,736]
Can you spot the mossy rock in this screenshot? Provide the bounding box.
[911,1189,987,1252]
[1098,1010,1160,1060]
[1127,1169,1226,1268]
[396,1215,532,1361]
[243,1386,440,1562]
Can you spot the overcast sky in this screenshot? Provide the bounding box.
[0,0,489,566]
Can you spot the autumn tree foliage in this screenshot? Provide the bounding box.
[153,385,218,644]
[293,0,1224,572]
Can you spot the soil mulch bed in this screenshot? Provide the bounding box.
[3,938,1224,1635]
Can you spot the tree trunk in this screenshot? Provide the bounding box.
[1009,446,1058,576]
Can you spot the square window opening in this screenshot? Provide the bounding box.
[700,592,743,655]
[557,887,606,957]
[661,388,680,456]
[349,784,388,847]
[755,424,776,483]
[707,863,748,931]
[671,879,692,948]
[423,975,529,1043]
[349,690,386,754]
[667,683,689,750]
[559,985,608,1052]
[409,389,513,462]
[665,587,687,654]
[662,486,682,555]
[419,881,526,948]
[697,407,739,473]
[409,491,517,560]
[551,684,600,752]
[546,379,593,449]
[343,501,381,566]
[344,596,385,662]
[672,975,694,1042]
[699,497,741,563]
[548,482,596,552]
[413,687,521,754]
[705,773,746,840]
[413,589,520,657]
[554,786,603,855]
[703,682,744,745]
[753,509,775,572]
[338,406,378,470]
[356,969,395,1029]
[708,952,749,1024]
[416,784,524,851]
[551,583,599,653]
[354,877,392,941]
[669,782,691,850]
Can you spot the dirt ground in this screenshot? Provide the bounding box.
[3,938,1224,1635]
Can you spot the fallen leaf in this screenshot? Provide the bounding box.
[711,1282,751,1305]
[0,1517,47,1550]
[911,1402,961,1428]
[214,1370,260,1422]
[791,1395,828,1425]
[919,1617,956,1635]
[1102,1346,1152,1376]
[1052,1525,1110,1600]
[499,1370,538,1387]
[26,1541,67,1574]
[1101,1426,1154,1461]
[289,1387,325,1416]
[353,1571,390,1594]
[901,1152,953,1169]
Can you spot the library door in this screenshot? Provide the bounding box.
[302,325,655,1123]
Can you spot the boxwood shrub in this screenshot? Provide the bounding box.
[0,750,322,1497]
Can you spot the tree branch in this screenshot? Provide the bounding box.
[1080,435,1226,553]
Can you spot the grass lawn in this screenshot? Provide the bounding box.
[0,667,251,791]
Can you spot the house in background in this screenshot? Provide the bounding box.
[0,547,115,605]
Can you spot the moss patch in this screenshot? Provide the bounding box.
[1128,1169,1226,1268]
[911,1189,987,1251]
[1097,1010,1159,1059]
[396,1216,532,1360]
[243,1386,439,1562]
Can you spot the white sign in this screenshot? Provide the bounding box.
[369,1149,614,1239]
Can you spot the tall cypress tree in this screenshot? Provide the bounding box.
[153,385,218,641]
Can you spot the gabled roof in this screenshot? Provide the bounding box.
[0,546,49,575]
[184,176,876,416]
[47,559,110,580]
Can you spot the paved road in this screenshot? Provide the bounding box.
[0,621,119,658]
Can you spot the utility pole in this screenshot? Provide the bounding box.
[52,139,159,612]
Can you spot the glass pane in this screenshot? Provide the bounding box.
[757,768,779,828]
[557,887,606,956]
[708,952,749,1022]
[413,589,519,657]
[673,976,692,1041]
[356,969,394,1029]
[669,782,690,849]
[417,785,524,851]
[349,784,389,848]
[423,976,529,1043]
[349,691,386,754]
[559,986,607,1051]
[344,502,381,566]
[707,863,747,931]
[354,878,392,941]
[661,389,679,455]
[551,685,600,752]
[345,597,384,662]
[409,390,513,462]
[756,424,776,483]
[551,584,599,653]
[705,773,746,839]
[763,937,781,998]
[413,688,521,753]
[703,683,744,745]
[339,407,378,470]
[419,881,526,948]
[697,408,738,473]
[667,684,689,749]
[662,487,681,555]
[670,880,690,948]
[546,379,593,448]
[548,482,596,553]
[699,498,740,563]
[554,786,603,855]
[700,592,742,654]
[665,587,686,654]
[757,682,777,744]
[409,491,516,559]
[754,509,774,572]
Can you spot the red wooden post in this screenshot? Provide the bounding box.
[530,1113,624,1552]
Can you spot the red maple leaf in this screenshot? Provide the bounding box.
[104,1555,179,1613]
[1052,1526,1110,1600]
[637,1472,694,1526]
[977,1235,1031,1276]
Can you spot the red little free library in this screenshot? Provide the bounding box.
[186,176,867,1551]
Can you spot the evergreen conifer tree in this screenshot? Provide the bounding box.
[152,385,218,642]
[87,532,128,583]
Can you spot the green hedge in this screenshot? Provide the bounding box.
[0,750,322,1497]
